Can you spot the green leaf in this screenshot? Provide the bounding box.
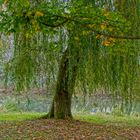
[18,0,30,7]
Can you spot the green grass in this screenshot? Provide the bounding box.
[0,112,139,127]
[74,114,140,126]
[0,112,45,121]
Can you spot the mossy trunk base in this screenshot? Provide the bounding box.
[42,91,72,119]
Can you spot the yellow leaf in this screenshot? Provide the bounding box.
[102,40,111,47]
[26,11,32,17]
[35,11,44,17]
[102,9,110,17]
[96,34,103,39]
[87,24,96,28]
[109,37,115,42]
[82,31,89,35]
[101,23,107,30]
[31,20,40,32]
[35,26,40,32]
[104,12,110,17]
[109,27,113,32]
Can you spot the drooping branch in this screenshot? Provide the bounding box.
[39,14,140,40]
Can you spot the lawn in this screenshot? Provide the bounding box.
[0,113,139,140]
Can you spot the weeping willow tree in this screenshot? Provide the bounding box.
[0,0,140,118]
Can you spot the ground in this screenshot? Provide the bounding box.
[0,113,139,140]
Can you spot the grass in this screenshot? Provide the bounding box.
[0,112,44,121]
[0,112,139,126]
[74,113,140,126]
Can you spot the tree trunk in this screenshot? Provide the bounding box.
[44,47,79,119]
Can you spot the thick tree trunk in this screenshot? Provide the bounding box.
[44,47,79,119]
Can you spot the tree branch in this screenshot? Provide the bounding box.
[39,14,140,40]
[39,19,69,28]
